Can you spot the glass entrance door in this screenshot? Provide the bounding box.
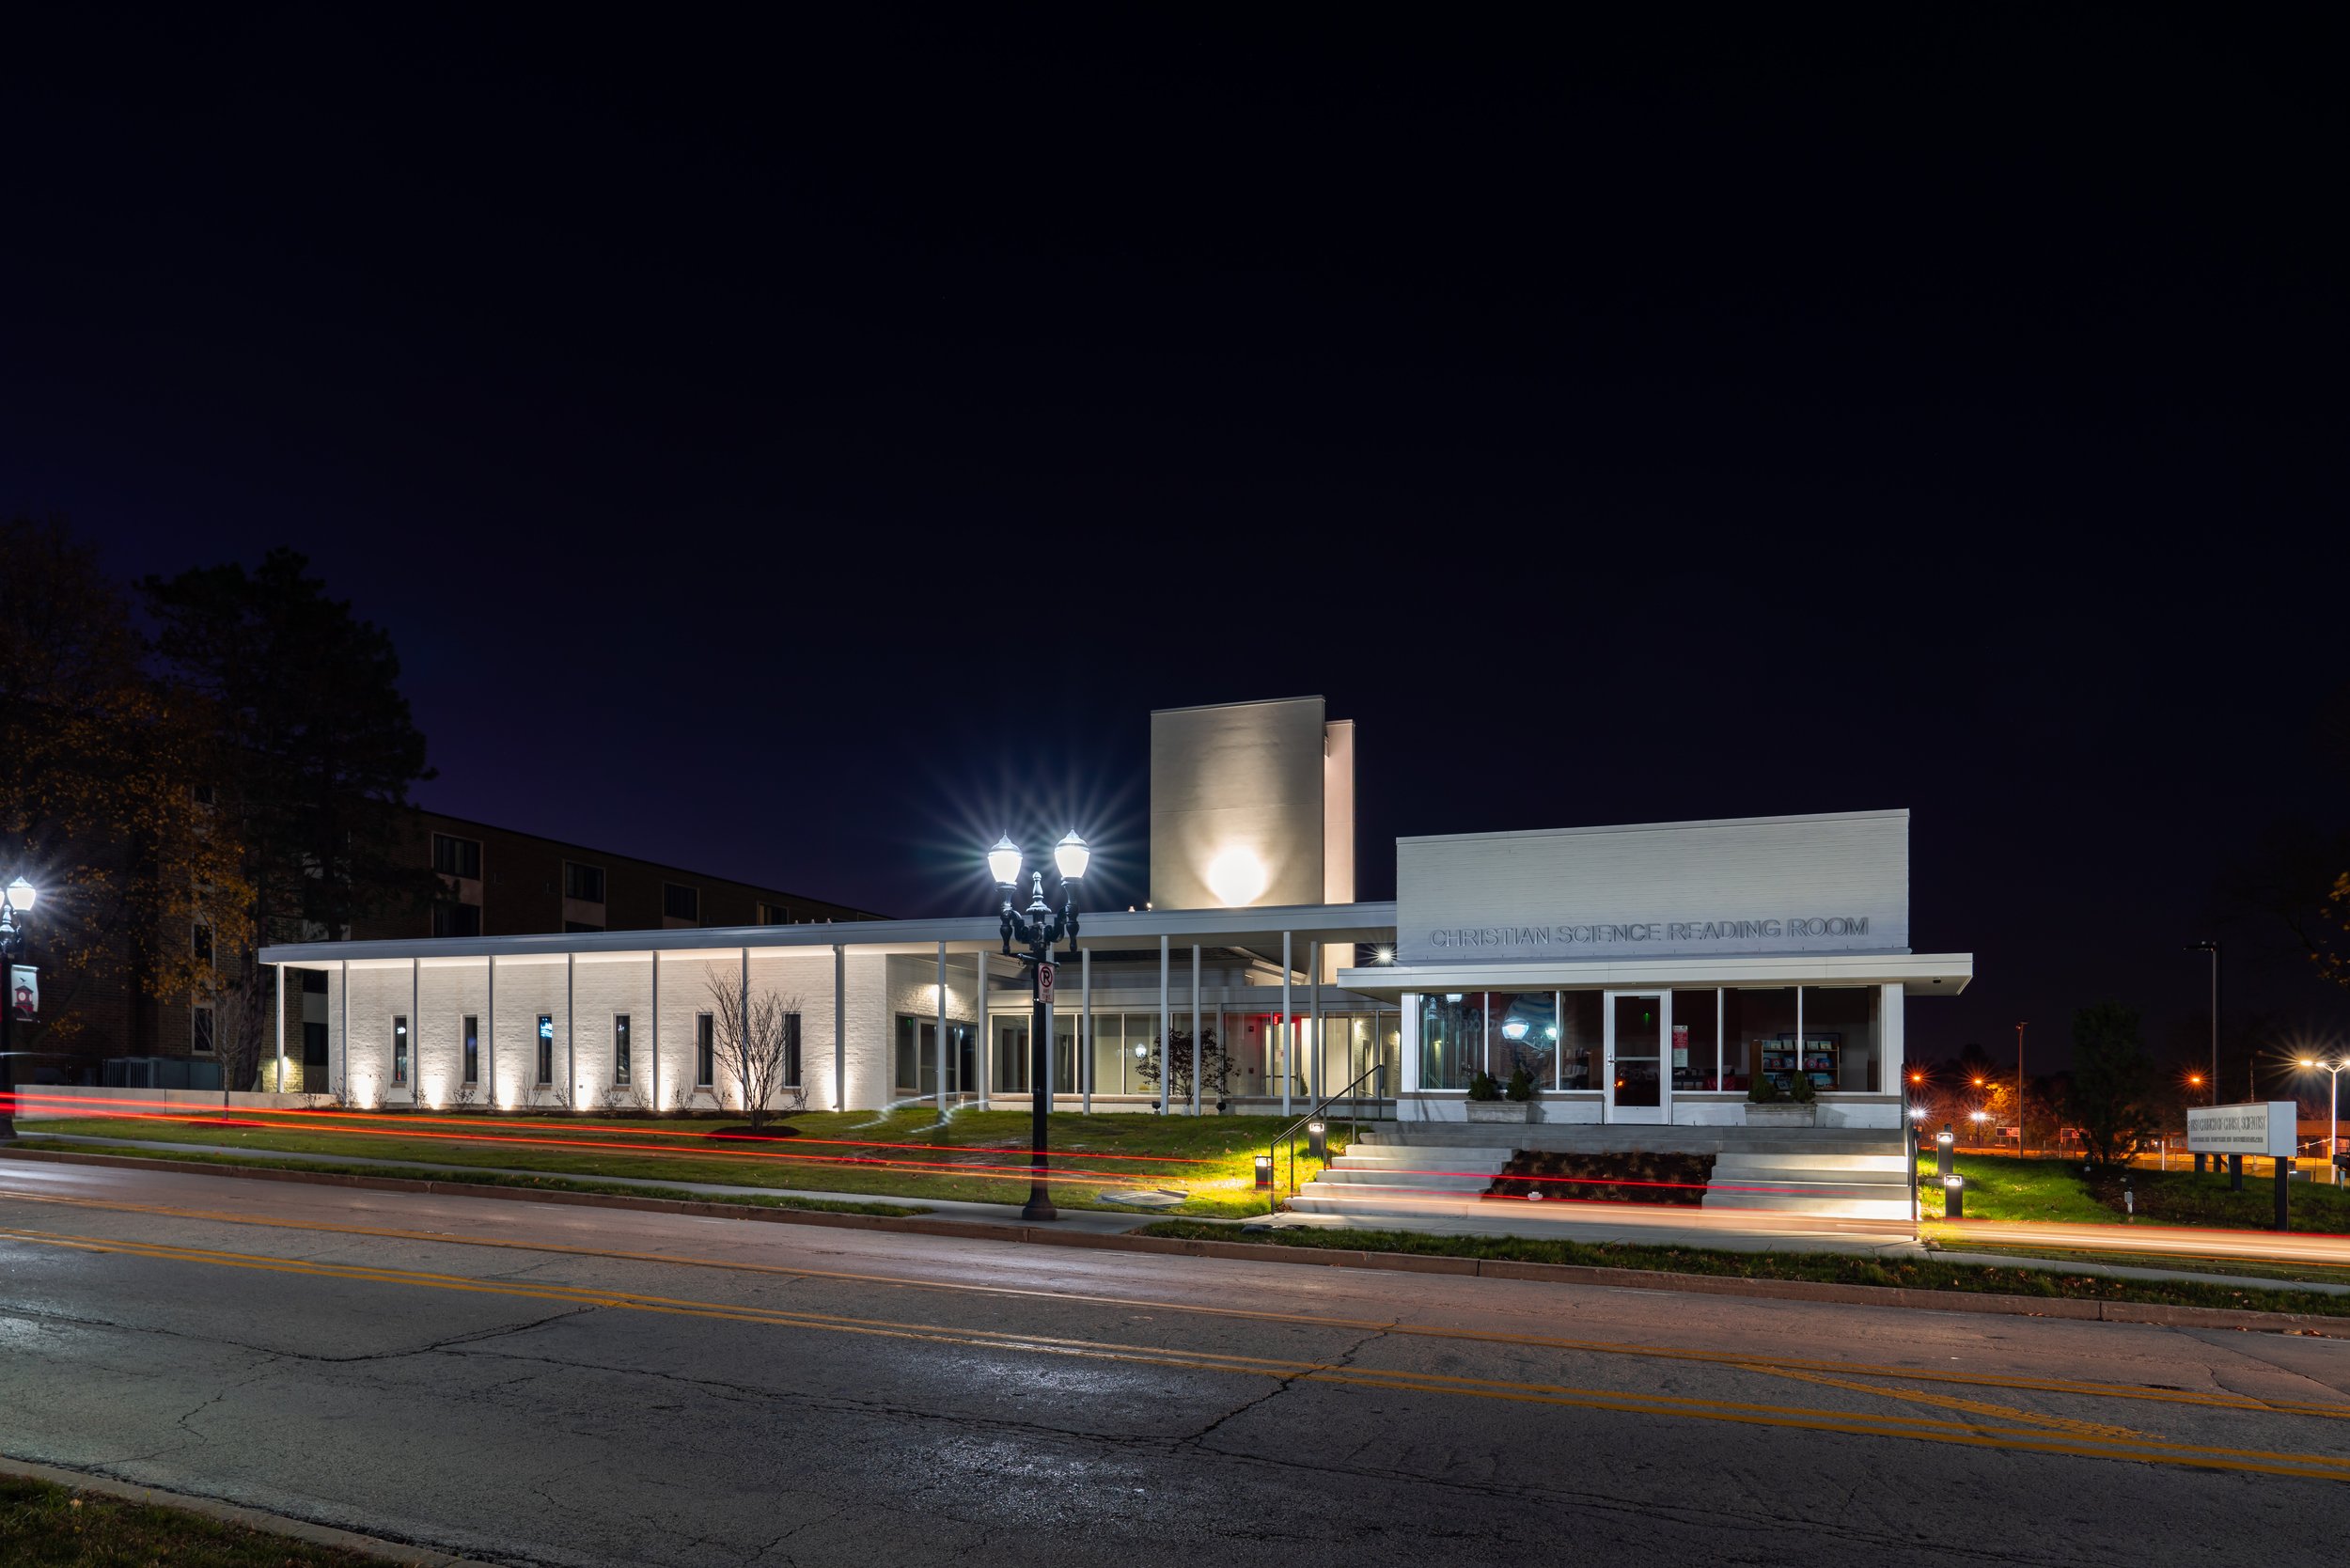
[1606,992,1668,1124]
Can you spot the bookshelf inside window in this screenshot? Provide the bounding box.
[1756,1030,1842,1092]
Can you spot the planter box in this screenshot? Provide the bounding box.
[1744,1103,1818,1128]
[1465,1100,1537,1123]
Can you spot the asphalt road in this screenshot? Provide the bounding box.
[2,1161,2348,1567]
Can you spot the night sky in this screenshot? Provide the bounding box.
[5,8,2343,1071]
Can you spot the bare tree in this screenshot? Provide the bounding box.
[200,959,274,1098]
[703,971,801,1130]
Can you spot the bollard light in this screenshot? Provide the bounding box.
[1254,1153,1275,1192]
[1943,1173,1966,1220]
[1307,1120,1328,1162]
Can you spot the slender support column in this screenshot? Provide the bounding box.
[832,944,845,1112]
[1080,948,1092,1114]
[486,956,496,1107]
[338,959,349,1101]
[977,951,991,1111]
[274,963,286,1094]
[1190,944,1202,1116]
[650,950,661,1112]
[936,940,948,1118]
[1158,935,1171,1114]
[566,953,576,1111]
[1308,940,1322,1101]
[410,957,420,1105]
[1281,932,1293,1117]
[740,948,751,1117]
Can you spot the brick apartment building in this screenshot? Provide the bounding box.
[40,810,881,1090]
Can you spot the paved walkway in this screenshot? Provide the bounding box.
[1941,1216,2350,1271]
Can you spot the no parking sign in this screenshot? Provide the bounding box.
[1038,962,1055,1005]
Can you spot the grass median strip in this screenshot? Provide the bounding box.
[26,1108,1319,1215]
[0,1474,399,1567]
[1136,1220,2350,1317]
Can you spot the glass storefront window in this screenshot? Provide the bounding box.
[1418,994,1485,1090]
[1494,993,1556,1090]
[1801,986,1881,1092]
[1725,988,1798,1094]
[1559,992,1602,1090]
[1670,989,1720,1090]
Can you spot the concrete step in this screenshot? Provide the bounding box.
[1356,1127,1901,1155]
[1702,1193,1913,1219]
[1309,1169,1496,1193]
[1329,1150,1513,1170]
[1713,1152,1909,1175]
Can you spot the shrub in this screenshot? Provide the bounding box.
[1504,1066,1537,1103]
[1747,1074,1783,1105]
[1466,1070,1503,1102]
[1786,1072,1817,1104]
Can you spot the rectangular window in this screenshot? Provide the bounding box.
[392,1015,410,1085]
[1725,988,1798,1094]
[1670,989,1721,1091]
[1416,994,1485,1090]
[432,902,482,937]
[536,1014,555,1086]
[783,1011,802,1087]
[462,1015,479,1085]
[192,1006,214,1054]
[1800,986,1882,1093]
[192,924,213,964]
[303,1020,328,1068]
[301,969,329,996]
[1559,992,1604,1090]
[431,834,482,879]
[1493,993,1557,1090]
[757,902,792,925]
[613,1014,632,1085]
[663,883,699,923]
[563,920,604,933]
[563,861,605,902]
[696,1012,714,1087]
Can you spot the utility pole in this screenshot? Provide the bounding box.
[2015,1022,2027,1158]
[2186,941,2219,1105]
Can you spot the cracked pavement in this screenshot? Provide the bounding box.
[1,1159,2347,1566]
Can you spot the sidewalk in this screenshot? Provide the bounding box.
[1938,1217,2350,1271]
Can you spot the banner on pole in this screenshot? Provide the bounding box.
[9,964,34,1023]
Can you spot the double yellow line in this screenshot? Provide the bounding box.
[4,1218,2350,1483]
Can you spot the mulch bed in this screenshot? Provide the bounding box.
[1488,1150,1716,1206]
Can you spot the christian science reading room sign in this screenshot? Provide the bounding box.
[1397,811,1912,964]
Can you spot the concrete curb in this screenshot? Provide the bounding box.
[7,1145,2346,1338]
[0,1453,497,1565]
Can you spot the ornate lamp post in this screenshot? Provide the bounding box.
[0,876,39,1141]
[990,832,1088,1222]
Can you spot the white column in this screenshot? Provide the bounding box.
[566,952,576,1111]
[410,957,420,1105]
[273,963,285,1093]
[1189,945,1202,1115]
[1157,934,1171,1114]
[976,951,991,1111]
[740,948,752,1117]
[650,950,661,1112]
[935,940,948,1117]
[1400,992,1419,1095]
[1079,948,1091,1114]
[485,955,496,1105]
[338,958,349,1101]
[1280,932,1293,1117]
[832,944,845,1112]
[1308,939,1322,1102]
[1882,983,1904,1097]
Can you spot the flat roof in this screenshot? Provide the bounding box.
[260,900,1402,966]
[1398,808,1907,848]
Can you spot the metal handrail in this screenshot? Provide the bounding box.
[1268,1062,1387,1212]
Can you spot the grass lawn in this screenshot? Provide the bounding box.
[1140,1220,2350,1317]
[29,1107,1328,1216]
[1919,1152,2350,1232]
[0,1474,394,1566]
